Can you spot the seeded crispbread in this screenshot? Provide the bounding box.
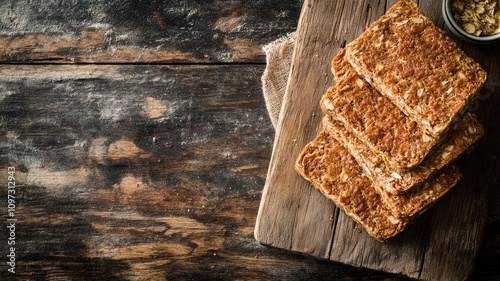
[322,113,482,195]
[299,124,463,222]
[326,48,484,193]
[322,48,438,171]
[344,1,487,138]
[295,130,406,241]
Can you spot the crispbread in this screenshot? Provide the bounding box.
[295,130,406,241]
[345,1,487,138]
[322,49,438,171]
[322,117,464,219]
[382,165,461,220]
[322,110,483,195]
[300,123,462,222]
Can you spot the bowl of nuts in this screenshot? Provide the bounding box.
[443,0,500,44]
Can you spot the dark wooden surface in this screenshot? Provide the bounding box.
[0,0,498,280]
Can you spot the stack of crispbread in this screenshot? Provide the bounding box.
[295,1,487,242]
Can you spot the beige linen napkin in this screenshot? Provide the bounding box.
[261,32,296,128]
[260,33,499,224]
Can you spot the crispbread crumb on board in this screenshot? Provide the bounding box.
[345,1,487,139]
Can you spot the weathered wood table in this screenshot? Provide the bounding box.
[0,1,499,280]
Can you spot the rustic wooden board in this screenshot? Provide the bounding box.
[255,0,500,280]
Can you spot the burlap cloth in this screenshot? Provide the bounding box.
[261,32,499,224]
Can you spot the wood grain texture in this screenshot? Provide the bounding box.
[255,0,341,259]
[255,0,500,280]
[0,0,302,63]
[0,64,275,280]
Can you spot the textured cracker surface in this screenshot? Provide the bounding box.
[322,49,437,170]
[345,1,487,138]
[322,109,482,194]
[322,117,463,220]
[295,130,406,241]
[319,118,464,219]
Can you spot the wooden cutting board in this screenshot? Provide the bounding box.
[255,0,500,280]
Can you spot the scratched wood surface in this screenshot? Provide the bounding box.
[0,0,499,280]
[0,0,302,63]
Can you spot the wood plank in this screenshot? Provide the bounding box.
[254,0,343,259]
[0,64,274,280]
[330,214,429,279]
[255,0,500,280]
[471,221,500,280]
[0,0,301,63]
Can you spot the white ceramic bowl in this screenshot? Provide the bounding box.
[442,0,500,44]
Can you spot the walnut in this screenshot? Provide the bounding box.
[452,0,500,36]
